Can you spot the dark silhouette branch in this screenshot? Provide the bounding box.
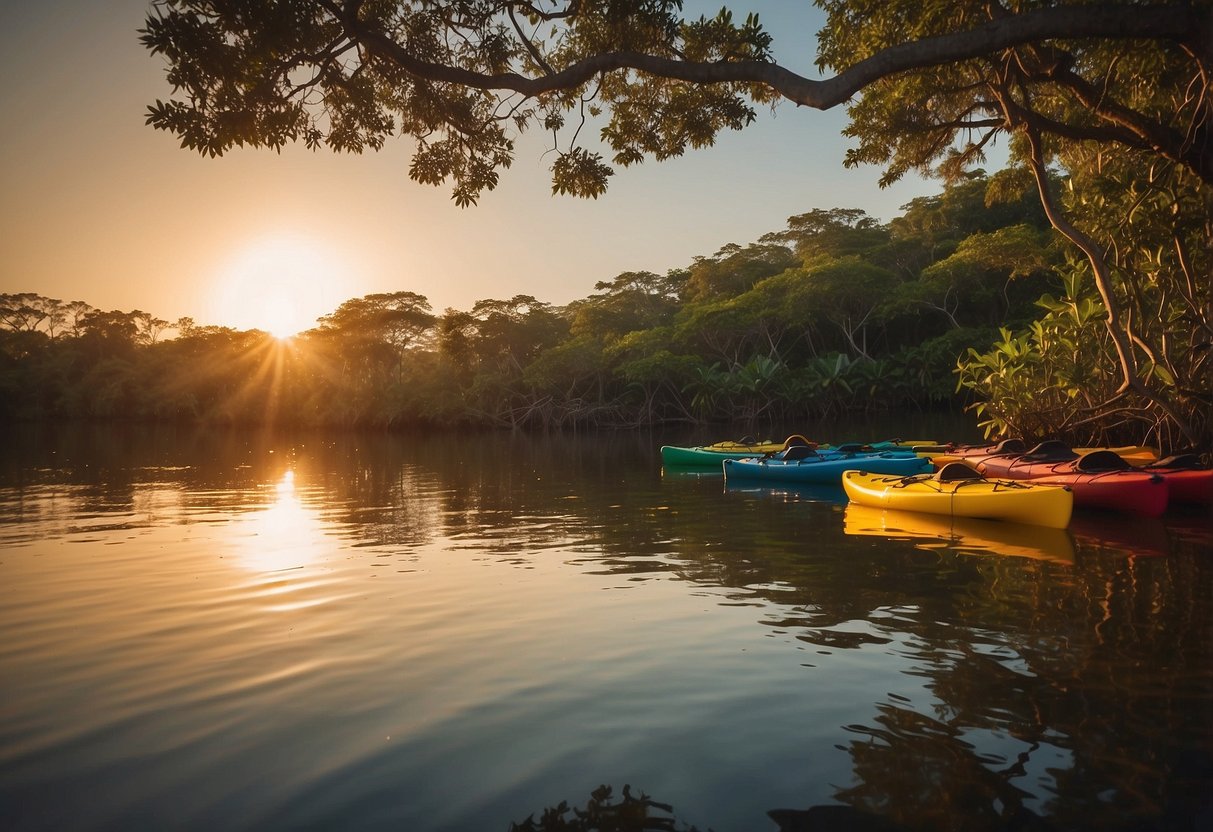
[333,3,1203,110]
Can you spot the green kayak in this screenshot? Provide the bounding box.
[660,435,815,467]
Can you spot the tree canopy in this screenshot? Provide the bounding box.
[141,1,1210,202]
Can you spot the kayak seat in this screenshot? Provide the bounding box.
[1022,440,1078,462]
[737,435,756,445]
[833,443,871,454]
[1075,450,1132,472]
[1151,453,1204,470]
[781,445,820,462]
[783,434,812,448]
[936,462,984,482]
[991,438,1027,454]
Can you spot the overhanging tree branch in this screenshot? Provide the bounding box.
[332,3,1204,108]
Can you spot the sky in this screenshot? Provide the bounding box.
[0,1,945,337]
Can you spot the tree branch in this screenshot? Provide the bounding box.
[336,4,1203,110]
[1047,64,1212,181]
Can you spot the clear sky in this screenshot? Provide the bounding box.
[1,1,944,336]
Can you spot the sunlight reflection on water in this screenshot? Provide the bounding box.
[228,469,330,573]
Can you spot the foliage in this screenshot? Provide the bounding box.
[140,0,775,205]
[141,2,1206,204]
[813,0,1211,448]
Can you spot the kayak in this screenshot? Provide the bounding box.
[841,464,1074,529]
[662,436,931,467]
[1139,454,1213,505]
[660,434,817,467]
[702,436,797,453]
[922,438,1159,466]
[915,438,1028,458]
[723,447,930,483]
[965,443,1169,516]
[843,503,1076,563]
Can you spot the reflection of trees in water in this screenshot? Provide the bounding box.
[835,686,1212,831]
[508,784,703,832]
[504,785,914,831]
[776,551,1212,830]
[507,785,1058,831]
[838,701,1052,831]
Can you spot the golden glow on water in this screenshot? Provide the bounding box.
[230,469,329,573]
[843,504,1076,564]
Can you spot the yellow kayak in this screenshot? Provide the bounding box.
[700,436,798,454]
[841,464,1074,529]
[843,503,1075,563]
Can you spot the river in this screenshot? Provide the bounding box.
[1,423,1210,831]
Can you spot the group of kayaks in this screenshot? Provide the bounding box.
[661,435,1212,530]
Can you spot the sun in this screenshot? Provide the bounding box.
[261,297,309,340]
[210,233,353,337]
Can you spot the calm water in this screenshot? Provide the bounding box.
[1,423,1210,832]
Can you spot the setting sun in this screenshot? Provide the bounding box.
[209,234,351,337]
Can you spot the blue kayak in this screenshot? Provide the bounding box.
[722,447,931,483]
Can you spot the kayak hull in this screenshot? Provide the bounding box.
[1023,472,1169,516]
[1140,467,1213,505]
[972,457,1169,516]
[661,445,782,466]
[724,453,930,483]
[842,470,1073,529]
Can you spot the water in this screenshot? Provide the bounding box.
[1,424,1210,832]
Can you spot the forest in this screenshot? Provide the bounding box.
[2,172,1073,437]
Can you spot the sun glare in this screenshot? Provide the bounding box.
[210,234,352,337]
[233,469,328,573]
[263,299,306,340]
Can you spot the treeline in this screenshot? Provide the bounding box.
[2,172,1061,431]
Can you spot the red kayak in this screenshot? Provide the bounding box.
[969,443,1169,517]
[922,438,1027,457]
[1140,454,1213,505]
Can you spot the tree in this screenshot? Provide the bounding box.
[682,242,797,303]
[141,2,1209,202]
[468,295,569,374]
[814,0,1210,445]
[77,310,142,360]
[0,293,65,335]
[133,310,171,345]
[913,224,1056,328]
[313,291,437,384]
[760,207,889,266]
[568,269,684,341]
